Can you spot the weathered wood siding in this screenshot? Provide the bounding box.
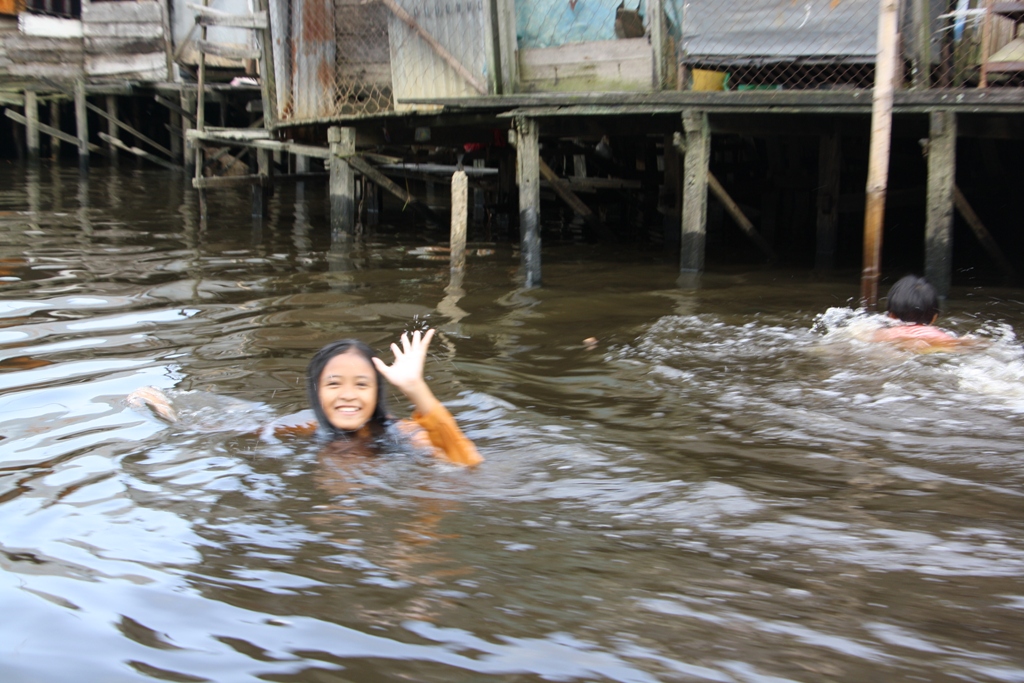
[519,37,653,92]
[82,0,167,80]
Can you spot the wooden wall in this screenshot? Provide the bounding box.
[82,0,167,81]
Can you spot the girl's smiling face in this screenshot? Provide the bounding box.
[318,350,378,432]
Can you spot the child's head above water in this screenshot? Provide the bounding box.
[306,339,391,437]
[885,275,940,325]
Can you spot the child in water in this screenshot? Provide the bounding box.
[129,329,482,466]
[869,275,974,353]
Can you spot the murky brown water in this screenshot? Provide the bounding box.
[2,163,1024,682]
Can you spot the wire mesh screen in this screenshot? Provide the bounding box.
[270,0,490,123]
[267,0,1020,124]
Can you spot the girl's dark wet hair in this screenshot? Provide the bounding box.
[306,339,391,438]
[886,275,940,325]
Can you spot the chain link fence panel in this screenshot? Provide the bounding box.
[268,0,1021,124]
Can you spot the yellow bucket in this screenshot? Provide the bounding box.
[692,69,728,91]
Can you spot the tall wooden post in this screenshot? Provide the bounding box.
[860,0,900,309]
[25,90,40,162]
[181,90,196,175]
[74,80,89,172]
[815,124,841,271]
[450,170,469,273]
[49,100,61,160]
[253,148,272,218]
[515,116,541,288]
[328,126,356,239]
[680,109,710,285]
[925,110,956,301]
[473,158,486,223]
[105,95,119,163]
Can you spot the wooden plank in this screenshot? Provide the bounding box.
[18,14,82,37]
[82,1,163,24]
[925,111,955,298]
[194,40,260,61]
[5,107,103,153]
[85,37,165,55]
[86,52,167,77]
[187,4,268,29]
[83,22,163,39]
[519,40,654,92]
[9,64,85,78]
[99,132,179,170]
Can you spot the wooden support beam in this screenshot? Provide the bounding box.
[49,100,61,160]
[187,3,268,28]
[86,100,174,160]
[515,117,542,287]
[680,110,710,282]
[861,0,900,309]
[194,39,261,61]
[181,90,196,175]
[708,173,775,262]
[105,95,119,162]
[538,158,597,224]
[74,79,89,170]
[4,108,104,154]
[924,110,956,299]
[954,185,1015,283]
[193,174,270,189]
[347,155,440,223]
[99,132,179,171]
[25,90,40,162]
[329,126,356,238]
[816,125,841,271]
[155,94,196,124]
[378,0,488,95]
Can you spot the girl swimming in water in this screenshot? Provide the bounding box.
[129,329,482,466]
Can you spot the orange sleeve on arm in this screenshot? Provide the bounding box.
[410,404,484,466]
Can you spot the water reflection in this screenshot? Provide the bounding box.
[0,164,1023,682]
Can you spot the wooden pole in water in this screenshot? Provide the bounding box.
[24,90,39,162]
[924,110,956,300]
[680,109,710,286]
[74,80,89,171]
[328,126,356,239]
[450,170,468,273]
[860,0,900,309]
[50,100,61,160]
[515,116,541,288]
[105,95,119,163]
